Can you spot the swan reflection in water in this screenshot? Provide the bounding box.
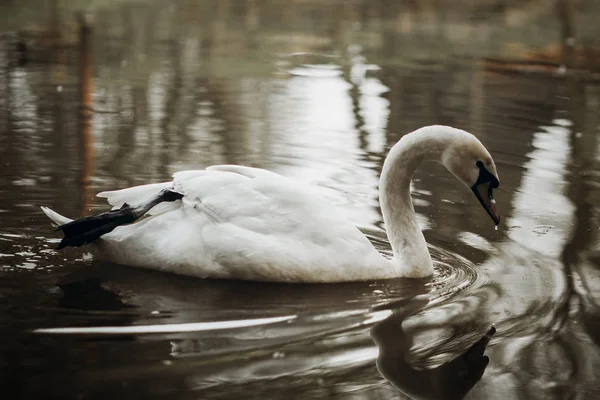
[372,299,495,400]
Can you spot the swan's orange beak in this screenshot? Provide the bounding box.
[472,163,500,225]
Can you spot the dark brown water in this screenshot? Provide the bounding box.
[1,1,600,399]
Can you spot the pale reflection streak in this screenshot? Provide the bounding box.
[447,119,578,398]
[230,77,273,167]
[264,58,423,231]
[7,69,37,132]
[480,120,574,322]
[147,68,172,173]
[180,98,226,167]
[5,66,46,193]
[33,315,297,335]
[358,77,388,154]
[182,310,392,389]
[268,70,370,223]
[507,121,574,257]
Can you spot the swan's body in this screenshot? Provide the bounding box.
[42,126,500,283]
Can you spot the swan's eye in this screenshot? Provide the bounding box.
[476,160,483,168]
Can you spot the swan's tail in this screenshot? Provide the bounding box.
[41,206,73,226]
[42,204,140,249]
[41,189,183,249]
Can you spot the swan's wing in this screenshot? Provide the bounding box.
[172,165,346,237]
[95,165,353,240]
[98,182,173,211]
[97,165,385,282]
[205,165,281,179]
[96,167,269,210]
[173,166,383,281]
[96,171,207,215]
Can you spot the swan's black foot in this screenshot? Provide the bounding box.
[55,189,183,249]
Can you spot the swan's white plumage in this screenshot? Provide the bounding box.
[93,165,394,282]
[98,181,173,213]
[41,206,73,226]
[42,126,500,283]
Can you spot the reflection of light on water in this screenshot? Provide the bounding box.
[362,309,393,325]
[148,69,171,127]
[188,346,379,389]
[457,231,495,253]
[267,60,392,227]
[179,99,225,167]
[360,77,388,153]
[182,311,390,389]
[8,68,38,132]
[288,64,342,78]
[33,315,297,335]
[402,116,577,363]
[16,262,36,270]
[507,122,574,257]
[444,120,574,333]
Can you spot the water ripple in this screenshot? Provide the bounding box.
[33,315,297,335]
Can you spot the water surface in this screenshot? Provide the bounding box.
[1,1,600,399]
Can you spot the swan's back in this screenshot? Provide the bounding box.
[95,165,390,282]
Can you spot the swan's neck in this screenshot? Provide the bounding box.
[380,130,449,277]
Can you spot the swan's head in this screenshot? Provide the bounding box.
[440,130,501,225]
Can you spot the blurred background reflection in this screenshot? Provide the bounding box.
[1,0,600,398]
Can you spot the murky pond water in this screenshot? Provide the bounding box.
[1,1,600,399]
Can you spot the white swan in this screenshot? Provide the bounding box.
[41,125,500,283]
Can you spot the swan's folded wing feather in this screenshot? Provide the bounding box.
[95,166,385,282]
[94,166,345,240]
[97,182,172,210]
[173,166,353,243]
[206,165,281,179]
[96,171,207,214]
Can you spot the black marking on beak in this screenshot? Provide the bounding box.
[472,161,500,225]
